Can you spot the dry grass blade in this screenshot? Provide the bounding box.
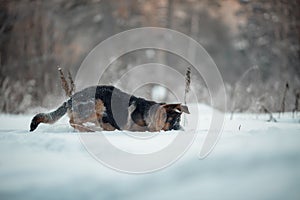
[58,67,71,97]
[68,70,75,95]
[184,66,191,105]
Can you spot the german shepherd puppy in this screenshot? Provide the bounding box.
[30,85,190,132]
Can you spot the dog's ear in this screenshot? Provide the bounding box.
[180,105,190,114]
[163,104,190,114]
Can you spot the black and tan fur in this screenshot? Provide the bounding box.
[30,85,190,132]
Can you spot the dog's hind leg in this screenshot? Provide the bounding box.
[69,113,94,132]
[69,122,94,132]
[94,99,117,131]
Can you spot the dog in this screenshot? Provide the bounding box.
[30,85,190,132]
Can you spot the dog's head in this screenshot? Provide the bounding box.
[157,103,190,131]
[132,102,190,132]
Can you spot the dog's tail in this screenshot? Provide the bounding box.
[30,102,69,132]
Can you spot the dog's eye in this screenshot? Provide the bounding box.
[174,108,181,113]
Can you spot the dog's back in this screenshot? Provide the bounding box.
[95,86,158,130]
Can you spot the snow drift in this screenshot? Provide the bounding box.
[0,104,300,200]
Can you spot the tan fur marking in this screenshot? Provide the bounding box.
[162,121,171,131]
[101,123,116,131]
[147,106,166,132]
[127,123,148,132]
[38,116,49,123]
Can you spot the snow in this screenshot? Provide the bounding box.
[0,104,300,200]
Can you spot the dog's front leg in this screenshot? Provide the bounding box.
[147,105,167,132]
[122,104,136,130]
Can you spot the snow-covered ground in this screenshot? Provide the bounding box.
[0,104,300,200]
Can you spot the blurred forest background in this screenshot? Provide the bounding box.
[0,0,299,115]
